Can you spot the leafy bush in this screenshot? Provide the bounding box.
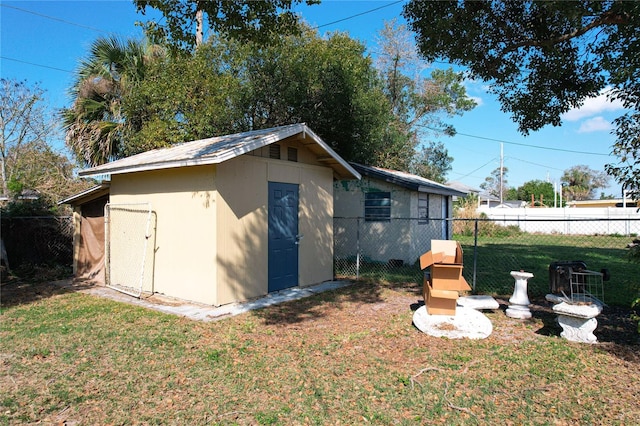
[626,240,640,333]
[0,197,65,217]
[453,196,521,237]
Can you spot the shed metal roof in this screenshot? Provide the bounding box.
[350,163,468,197]
[58,182,110,206]
[78,123,360,180]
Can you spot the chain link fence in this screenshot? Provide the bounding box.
[334,217,640,306]
[3,213,639,306]
[1,216,74,270]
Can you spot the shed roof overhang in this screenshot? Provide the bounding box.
[78,124,361,180]
[349,163,467,197]
[58,182,110,206]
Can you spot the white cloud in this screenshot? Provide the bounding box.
[561,88,625,121]
[577,116,611,133]
[470,96,484,107]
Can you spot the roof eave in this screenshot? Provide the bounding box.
[58,182,110,205]
[302,126,360,180]
[78,124,361,180]
[417,185,467,198]
[351,163,465,197]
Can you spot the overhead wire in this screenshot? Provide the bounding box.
[450,158,499,181]
[312,0,405,29]
[426,126,610,156]
[1,4,111,34]
[508,156,565,172]
[1,1,616,164]
[0,56,73,74]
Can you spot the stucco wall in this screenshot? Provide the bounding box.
[215,154,334,305]
[334,177,453,265]
[110,165,218,305]
[107,138,340,306]
[298,165,334,287]
[334,179,412,218]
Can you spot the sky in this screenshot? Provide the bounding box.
[0,0,624,198]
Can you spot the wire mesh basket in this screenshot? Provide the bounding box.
[548,261,608,306]
[565,269,605,305]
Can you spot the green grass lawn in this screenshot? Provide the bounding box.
[456,234,639,307]
[1,280,638,425]
[337,233,639,307]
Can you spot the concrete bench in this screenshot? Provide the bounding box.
[545,294,603,344]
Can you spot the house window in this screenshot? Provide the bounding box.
[365,192,391,221]
[287,147,298,162]
[418,193,429,224]
[269,144,281,159]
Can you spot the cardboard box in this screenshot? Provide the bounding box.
[431,264,471,291]
[420,240,470,315]
[419,240,464,269]
[431,240,463,264]
[425,283,459,316]
[419,250,444,270]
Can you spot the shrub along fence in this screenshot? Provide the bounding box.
[1,216,74,274]
[334,217,640,307]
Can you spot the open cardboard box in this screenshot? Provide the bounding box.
[420,240,471,315]
[419,240,471,292]
[424,282,459,316]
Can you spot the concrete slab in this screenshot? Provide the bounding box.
[58,280,353,322]
[412,305,493,339]
[457,295,500,310]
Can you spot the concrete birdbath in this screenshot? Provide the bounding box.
[506,270,534,319]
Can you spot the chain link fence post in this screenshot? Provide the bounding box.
[472,218,478,292]
[356,217,360,279]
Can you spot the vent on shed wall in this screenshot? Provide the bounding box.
[269,144,281,159]
[287,147,298,162]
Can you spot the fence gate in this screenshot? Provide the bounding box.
[105,203,155,298]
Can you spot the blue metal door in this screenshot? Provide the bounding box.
[268,182,299,292]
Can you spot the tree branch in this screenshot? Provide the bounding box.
[502,11,629,53]
[410,366,441,390]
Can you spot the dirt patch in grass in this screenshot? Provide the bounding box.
[1,279,639,425]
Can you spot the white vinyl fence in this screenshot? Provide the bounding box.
[477,207,640,235]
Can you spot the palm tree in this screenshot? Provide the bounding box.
[62,37,164,167]
[561,165,609,201]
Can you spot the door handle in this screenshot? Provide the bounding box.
[295,234,304,245]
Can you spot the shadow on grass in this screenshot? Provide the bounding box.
[0,277,96,310]
[1,278,72,310]
[253,279,421,325]
[527,296,640,363]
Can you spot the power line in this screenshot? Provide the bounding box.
[3,1,409,78]
[313,0,405,29]
[1,4,110,34]
[508,156,564,172]
[452,157,498,181]
[427,126,610,156]
[456,130,609,156]
[0,56,72,74]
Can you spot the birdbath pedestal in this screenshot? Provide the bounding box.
[506,270,533,319]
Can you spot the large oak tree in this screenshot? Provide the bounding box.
[403,0,640,193]
[134,0,319,50]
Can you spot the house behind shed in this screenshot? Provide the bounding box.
[334,163,467,266]
[76,124,360,306]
